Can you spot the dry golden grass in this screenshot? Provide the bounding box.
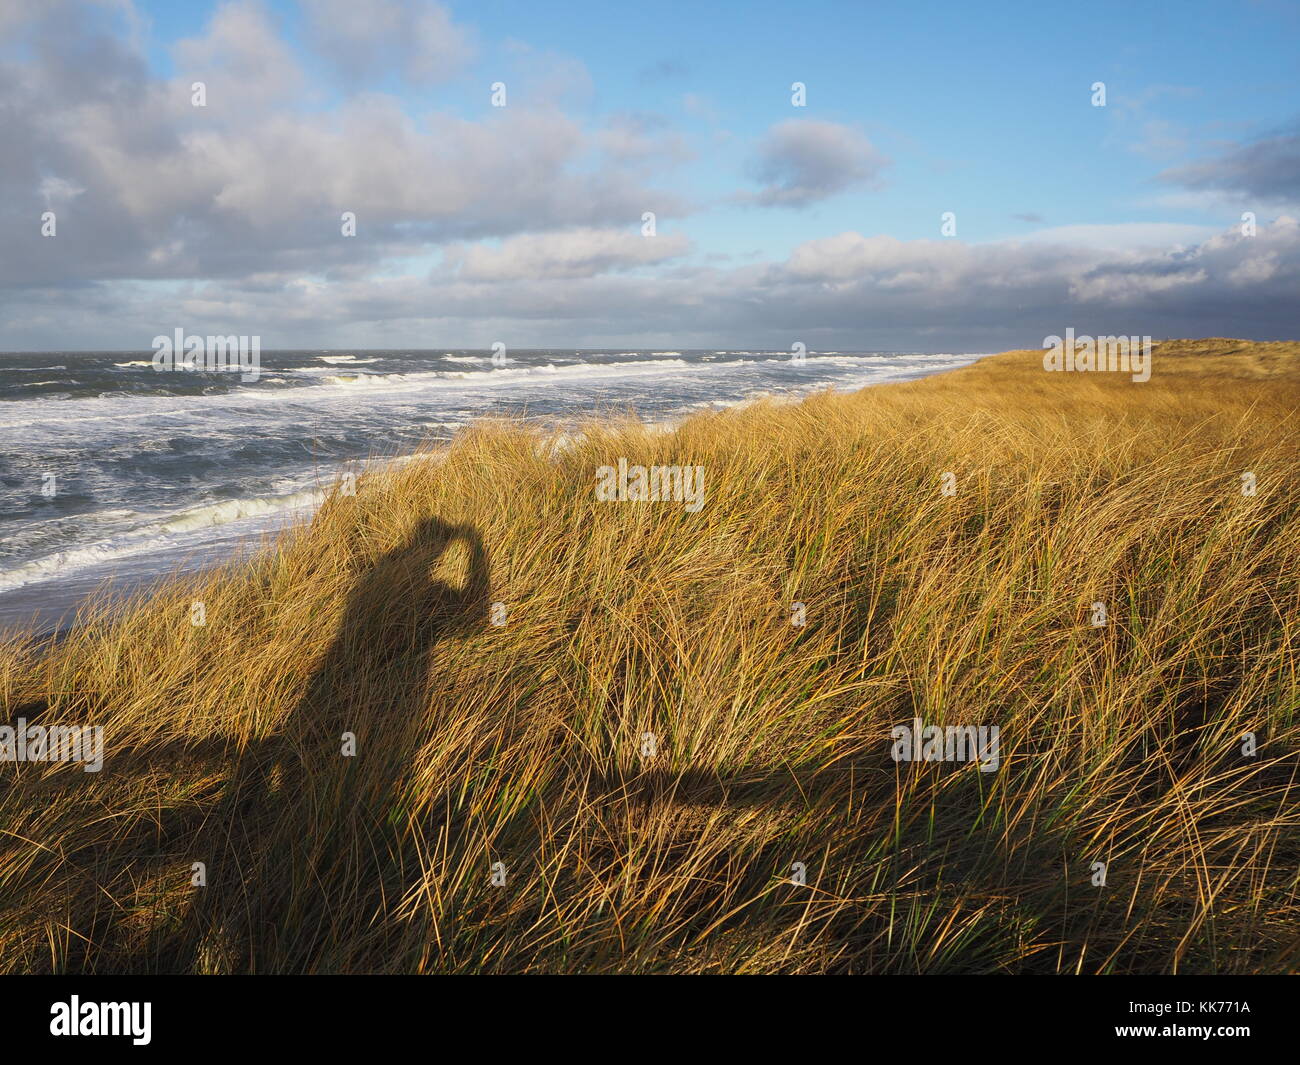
[1,337,1297,973]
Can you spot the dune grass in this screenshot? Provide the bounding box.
[1,337,1298,974]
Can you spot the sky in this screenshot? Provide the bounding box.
[1,0,1298,352]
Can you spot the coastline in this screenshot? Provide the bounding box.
[3,337,1297,975]
[0,350,991,639]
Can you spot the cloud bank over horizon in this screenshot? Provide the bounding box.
[2,0,1298,352]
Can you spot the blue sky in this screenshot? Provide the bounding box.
[2,0,1298,350]
[133,0,1296,248]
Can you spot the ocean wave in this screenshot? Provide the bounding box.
[0,488,325,594]
[155,489,324,533]
[322,358,693,390]
[324,372,412,387]
[0,354,977,428]
[0,354,907,427]
[0,352,992,611]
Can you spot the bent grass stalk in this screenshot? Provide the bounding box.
[0,338,1297,973]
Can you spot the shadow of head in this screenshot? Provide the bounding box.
[280,515,492,757]
[334,516,490,657]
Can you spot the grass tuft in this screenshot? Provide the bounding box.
[2,338,1298,973]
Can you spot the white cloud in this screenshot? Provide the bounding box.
[1008,223,1221,252]
[446,228,692,281]
[2,0,1296,352]
[299,0,474,85]
[0,1,690,285]
[173,0,305,107]
[747,120,889,208]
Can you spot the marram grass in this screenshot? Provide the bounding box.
[1,338,1298,974]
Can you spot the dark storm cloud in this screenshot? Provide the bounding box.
[6,216,1297,352]
[1160,125,1300,204]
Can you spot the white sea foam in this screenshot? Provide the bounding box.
[319,358,694,391]
[0,350,991,621]
[0,488,325,594]
[0,354,968,431]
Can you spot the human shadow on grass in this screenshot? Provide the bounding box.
[36,515,490,973]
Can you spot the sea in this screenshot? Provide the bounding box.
[0,347,985,633]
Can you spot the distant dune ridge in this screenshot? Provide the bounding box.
[1,338,1297,974]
